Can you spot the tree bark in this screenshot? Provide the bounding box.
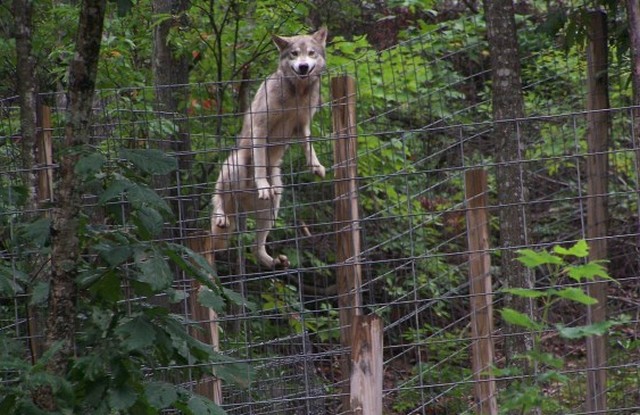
[34,0,107,410]
[152,0,191,164]
[627,0,640,252]
[151,0,193,229]
[482,0,534,365]
[13,0,47,364]
[13,0,38,208]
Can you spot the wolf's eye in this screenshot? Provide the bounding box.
[290,50,299,57]
[308,50,316,57]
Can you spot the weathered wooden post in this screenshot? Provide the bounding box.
[350,315,383,415]
[187,232,222,404]
[465,169,498,415]
[331,75,363,412]
[585,10,610,414]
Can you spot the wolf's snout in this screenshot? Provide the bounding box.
[297,63,310,75]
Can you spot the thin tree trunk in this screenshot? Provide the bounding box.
[627,0,640,256]
[151,0,193,227]
[13,0,46,364]
[152,0,191,164]
[482,0,534,366]
[34,0,107,410]
[13,0,37,208]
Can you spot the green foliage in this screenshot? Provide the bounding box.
[0,146,250,413]
[498,240,625,413]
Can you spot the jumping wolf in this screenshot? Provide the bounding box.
[211,27,328,269]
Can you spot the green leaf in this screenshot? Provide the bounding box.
[116,316,156,351]
[515,248,563,268]
[566,262,611,282]
[119,148,177,175]
[145,381,178,409]
[126,182,172,215]
[222,288,255,311]
[134,249,173,291]
[75,152,106,177]
[198,288,226,312]
[165,243,217,288]
[99,178,131,204]
[527,350,564,369]
[553,239,589,258]
[186,395,226,415]
[500,308,543,330]
[19,217,51,248]
[555,321,615,339]
[93,243,133,267]
[0,267,24,296]
[88,271,123,303]
[134,206,164,237]
[108,384,137,411]
[503,288,547,298]
[30,281,50,306]
[555,287,598,305]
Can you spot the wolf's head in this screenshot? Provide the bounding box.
[273,27,328,79]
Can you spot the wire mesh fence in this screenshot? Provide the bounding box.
[2,14,640,415]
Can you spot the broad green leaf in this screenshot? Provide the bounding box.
[165,243,217,288]
[99,179,131,204]
[19,217,51,248]
[503,288,546,298]
[119,148,177,175]
[186,395,226,415]
[515,248,563,268]
[145,381,178,409]
[566,262,611,282]
[555,321,615,339]
[75,152,106,177]
[126,182,172,215]
[108,384,137,411]
[93,243,133,267]
[222,288,256,311]
[198,288,226,312]
[30,281,50,306]
[210,355,253,388]
[500,308,543,330]
[555,287,598,305]
[116,316,156,351]
[134,206,164,237]
[89,271,123,303]
[553,239,589,258]
[134,249,172,291]
[0,273,23,296]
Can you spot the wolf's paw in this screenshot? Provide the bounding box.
[257,185,274,200]
[310,163,326,178]
[273,254,290,269]
[213,215,230,228]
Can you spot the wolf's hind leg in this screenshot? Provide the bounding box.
[254,185,288,269]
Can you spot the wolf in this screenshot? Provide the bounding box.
[211,27,328,269]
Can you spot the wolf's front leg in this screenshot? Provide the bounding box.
[303,125,326,178]
[251,137,274,200]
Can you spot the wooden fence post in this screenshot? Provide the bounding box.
[331,75,363,412]
[186,232,222,405]
[36,104,54,203]
[585,10,610,414]
[465,169,498,415]
[350,315,383,415]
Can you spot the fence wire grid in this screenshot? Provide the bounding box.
[2,12,640,415]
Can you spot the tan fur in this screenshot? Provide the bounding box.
[211,27,328,269]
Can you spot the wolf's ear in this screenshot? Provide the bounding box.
[272,35,290,52]
[313,26,328,46]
